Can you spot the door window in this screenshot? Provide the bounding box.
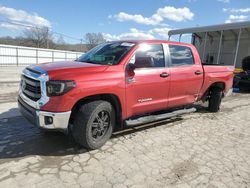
[130,44,165,68]
[169,45,194,67]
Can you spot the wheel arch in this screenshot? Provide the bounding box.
[202,81,226,101]
[70,94,123,130]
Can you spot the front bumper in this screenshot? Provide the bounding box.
[18,96,71,130]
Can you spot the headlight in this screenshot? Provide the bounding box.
[46,80,76,96]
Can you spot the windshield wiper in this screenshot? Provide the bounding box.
[78,60,99,64]
[77,60,113,66]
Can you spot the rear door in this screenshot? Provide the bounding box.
[125,43,170,117]
[166,44,203,108]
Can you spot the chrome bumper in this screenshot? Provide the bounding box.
[18,94,71,131]
[37,110,71,130]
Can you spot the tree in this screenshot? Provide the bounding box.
[23,26,53,48]
[85,32,106,50]
[56,35,65,45]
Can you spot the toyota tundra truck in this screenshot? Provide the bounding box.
[18,40,234,149]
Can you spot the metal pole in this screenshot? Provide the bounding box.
[16,47,18,66]
[233,28,242,67]
[168,35,171,41]
[178,34,182,42]
[202,32,208,62]
[217,30,224,64]
[191,34,195,45]
[36,49,38,64]
[52,51,54,62]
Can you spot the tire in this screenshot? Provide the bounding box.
[39,128,53,135]
[72,100,115,149]
[208,88,223,112]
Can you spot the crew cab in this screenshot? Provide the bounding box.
[18,40,234,149]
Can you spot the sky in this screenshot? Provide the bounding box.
[0,0,249,43]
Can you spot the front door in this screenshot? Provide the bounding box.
[125,43,170,117]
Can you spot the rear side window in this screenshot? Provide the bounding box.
[169,45,194,67]
[132,44,165,68]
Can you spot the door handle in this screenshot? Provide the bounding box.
[195,70,203,75]
[160,72,170,78]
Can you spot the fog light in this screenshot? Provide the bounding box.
[44,116,53,125]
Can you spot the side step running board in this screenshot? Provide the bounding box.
[125,107,196,126]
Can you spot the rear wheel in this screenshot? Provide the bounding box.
[208,88,223,112]
[72,100,115,149]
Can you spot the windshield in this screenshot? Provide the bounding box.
[77,42,135,65]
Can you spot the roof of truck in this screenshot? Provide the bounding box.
[112,39,193,47]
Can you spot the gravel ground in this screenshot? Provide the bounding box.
[0,67,249,188]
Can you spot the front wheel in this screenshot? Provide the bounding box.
[208,88,223,112]
[72,100,115,149]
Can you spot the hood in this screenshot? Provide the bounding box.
[32,61,108,80]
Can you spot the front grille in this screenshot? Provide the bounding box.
[21,75,41,101]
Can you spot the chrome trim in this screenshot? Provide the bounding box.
[19,66,49,109]
[37,111,71,130]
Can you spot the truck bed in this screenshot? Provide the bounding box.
[199,65,234,98]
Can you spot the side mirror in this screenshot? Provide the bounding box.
[127,63,136,71]
[126,63,136,77]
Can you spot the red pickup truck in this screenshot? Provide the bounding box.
[18,40,234,149]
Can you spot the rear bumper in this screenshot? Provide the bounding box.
[18,96,71,131]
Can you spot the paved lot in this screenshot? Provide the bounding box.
[0,67,249,187]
